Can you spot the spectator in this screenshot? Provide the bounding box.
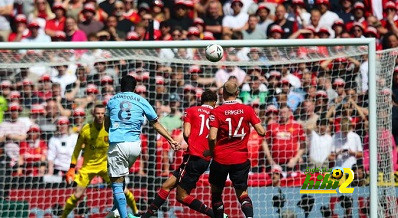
[88,61,117,86]
[52,83,73,117]
[382,32,398,49]
[350,22,364,38]
[182,84,197,108]
[159,93,183,132]
[316,0,339,29]
[99,0,117,16]
[152,0,165,23]
[380,1,398,35]
[346,2,367,31]
[203,0,224,40]
[256,3,272,34]
[70,108,85,133]
[309,8,322,31]
[112,1,134,35]
[242,15,266,39]
[38,99,60,141]
[265,105,278,125]
[332,19,346,38]
[45,2,66,37]
[65,65,88,100]
[315,90,329,115]
[0,0,13,41]
[78,3,105,36]
[64,17,87,41]
[35,74,52,101]
[351,164,368,186]
[21,21,51,43]
[264,105,306,171]
[17,125,47,176]
[66,0,84,21]
[0,103,28,167]
[337,0,354,23]
[268,4,297,39]
[29,104,46,125]
[31,0,54,24]
[308,119,333,168]
[240,76,267,104]
[222,0,249,36]
[317,27,331,38]
[167,0,193,31]
[8,14,29,42]
[47,117,78,176]
[297,100,319,132]
[270,165,283,187]
[223,0,253,16]
[291,0,311,29]
[215,54,246,87]
[50,62,77,95]
[330,117,363,169]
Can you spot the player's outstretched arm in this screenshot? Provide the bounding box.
[150,120,179,150]
[253,123,265,137]
[208,127,218,157]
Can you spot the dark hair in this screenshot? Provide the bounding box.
[120,75,137,92]
[201,89,217,104]
[231,31,243,40]
[94,104,105,109]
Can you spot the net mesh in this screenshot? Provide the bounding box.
[0,44,395,218]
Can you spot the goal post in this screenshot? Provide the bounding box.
[0,38,394,218]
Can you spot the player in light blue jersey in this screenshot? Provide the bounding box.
[105,76,178,218]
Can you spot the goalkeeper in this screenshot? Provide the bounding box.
[61,104,138,218]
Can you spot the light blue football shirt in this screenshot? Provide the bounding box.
[107,92,158,143]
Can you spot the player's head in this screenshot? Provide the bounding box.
[201,89,218,107]
[120,75,137,92]
[222,80,239,100]
[92,104,106,124]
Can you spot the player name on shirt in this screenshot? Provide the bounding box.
[224,109,244,115]
[114,94,141,102]
[197,108,210,114]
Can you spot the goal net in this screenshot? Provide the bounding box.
[0,40,395,218]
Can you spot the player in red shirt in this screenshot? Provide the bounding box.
[143,90,218,218]
[263,105,306,171]
[208,81,265,218]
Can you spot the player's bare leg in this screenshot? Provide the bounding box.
[176,185,214,217]
[61,185,87,218]
[235,189,253,218]
[211,184,225,218]
[142,175,178,217]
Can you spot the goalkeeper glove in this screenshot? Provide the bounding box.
[65,164,76,184]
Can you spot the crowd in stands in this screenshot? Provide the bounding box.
[0,0,397,189]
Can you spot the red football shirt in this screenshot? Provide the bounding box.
[265,120,306,164]
[247,129,263,168]
[209,101,261,165]
[184,105,213,161]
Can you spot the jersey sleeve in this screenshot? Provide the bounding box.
[183,108,192,124]
[141,99,158,122]
[70,130,85,165]
[209,110,219,128]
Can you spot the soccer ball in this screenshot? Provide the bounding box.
[205,44,224,62]
[331,167,344,180]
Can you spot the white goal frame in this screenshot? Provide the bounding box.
[0,38,378,217]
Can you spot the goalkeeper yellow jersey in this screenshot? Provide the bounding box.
[71,122,109,171]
